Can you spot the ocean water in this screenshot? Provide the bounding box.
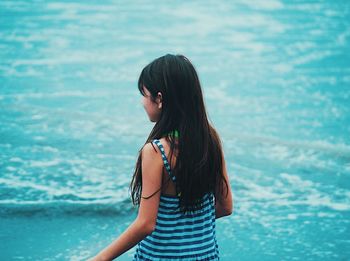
[1,0,349,260]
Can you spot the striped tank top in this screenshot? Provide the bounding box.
[133,139,219,261]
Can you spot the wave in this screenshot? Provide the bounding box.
[224,132,350,157]
[0,198,136,217]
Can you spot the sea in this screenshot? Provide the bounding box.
[0,0,349,260]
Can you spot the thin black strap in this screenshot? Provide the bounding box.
[152,139,176,182]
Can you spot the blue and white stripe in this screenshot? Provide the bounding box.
[152,139,176,182]
[133,139,219,261]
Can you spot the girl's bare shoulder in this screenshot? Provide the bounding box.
[142,142,160,159]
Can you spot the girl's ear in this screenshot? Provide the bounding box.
[157,92,163,109]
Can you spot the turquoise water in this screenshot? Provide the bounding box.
[1,0,349,260]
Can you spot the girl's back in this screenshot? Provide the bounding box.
[133,138,219,261]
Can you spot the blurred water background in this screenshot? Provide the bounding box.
[1,0,349,260]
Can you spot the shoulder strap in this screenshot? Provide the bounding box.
[152,139,176,182]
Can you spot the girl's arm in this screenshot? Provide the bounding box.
[90,143,163,261]
[215,149,233,219]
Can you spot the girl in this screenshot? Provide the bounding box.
[90,54,233,261]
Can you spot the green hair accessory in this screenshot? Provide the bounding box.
[168,130,179,138]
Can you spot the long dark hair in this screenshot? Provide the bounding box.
[130,54,228,212]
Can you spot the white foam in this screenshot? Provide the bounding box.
[31,114,44,120]
[41,146,59,153]
[29,159,61,167]
[33,136,46,141]
[280,173,314,188]
[286,214,297,220]
[337,28,350,46]
[241,0,283,10]
[9,157,23,162]
[291,50,334,66]
[224,132,350,156]
[6,166,16,172]
[272,64,293,73]
[275,197,350,212]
